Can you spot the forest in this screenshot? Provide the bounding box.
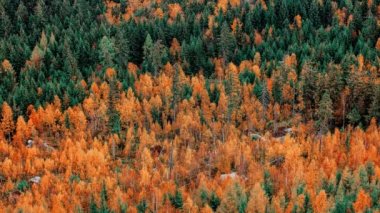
[0,0,379,212]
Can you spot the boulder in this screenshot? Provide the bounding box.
[284,128,293,134]
[26,139,34,148]
[220,172,238,181]
[29,176,41,184]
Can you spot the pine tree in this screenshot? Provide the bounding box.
[209,192,221,212]
[137,200,148,213]
[15,1,28,32]
[218,22,236,63]
[143,34,154,72]
[107,70,121,136]
[253,79,263,99]
[347,108,361,126]
[171,64,181,122]
[226,64,240,122]
[272,77,283,104]
[169,189,184,209]
[35,0,46,24]
[263,170,274,201]
[115,27,130,70]
[260,79,270,112]
[308,0,320,27]
[89,197,99,213]
[218,183,248,213]
[253,79,270,114]
[143,34,167,76]
[322,0,332,26]
[100,182,111,213]
[368,86,380,123]
[99,36,116,68]
[316,92,333,135]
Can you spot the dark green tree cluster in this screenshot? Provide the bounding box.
[0,0,378,126]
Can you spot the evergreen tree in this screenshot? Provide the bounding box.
[260,79,270,111]
[137,200,148,213]
[316,92,333,134]
[107,73,121,136]
[218,183,248,213]
[15,1,28,32]
[99,36,116,68]
[239,69,255,85]
[143,34,167,76]
[0,5,11,37]
[347,108,361,126]
[209,192,221,212]
[218,22,236,63]
[361,12,378,42]
[89,197,98,213]
[115,28,130,70]
[143,34,154,72]
[253,79,269,111]
[308,0,320,27]
[169,189,184,209]
[272,77,283,104]
[181,36,209,75]
[100,183,111,213]
[368,86,380,123]
[263,170,274,201]
[171,64,181,121]
[253,79,263,100]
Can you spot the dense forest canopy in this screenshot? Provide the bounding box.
[0,0,379,125]
[0,0,379,212]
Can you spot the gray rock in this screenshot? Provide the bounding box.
[29,176,41,184]
[284,128,293,133]
[26,139,34,148]
[220,172,238,181]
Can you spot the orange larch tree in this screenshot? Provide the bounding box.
[1,102,14,141]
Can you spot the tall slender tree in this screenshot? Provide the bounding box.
[316,92,333,135]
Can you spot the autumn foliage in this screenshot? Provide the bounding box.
[0,0,379,212]
[0,61,379,211]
